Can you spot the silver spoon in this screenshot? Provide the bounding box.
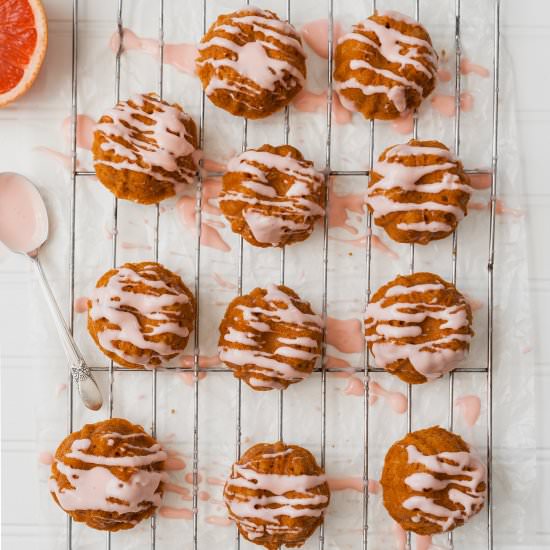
[0,172,102,411]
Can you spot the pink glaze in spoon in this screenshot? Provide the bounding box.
[0,172,102,411]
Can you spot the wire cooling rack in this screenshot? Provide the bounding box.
[67,0,501,548]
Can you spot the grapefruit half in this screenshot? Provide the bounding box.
[0,0,48,107]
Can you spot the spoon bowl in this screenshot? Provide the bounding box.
[0,172,103,411]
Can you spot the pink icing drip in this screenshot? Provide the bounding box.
[431,92,474,117]
[393,522,407,550]
[202,158,227,173]
[207,476,225,486]
[164,456,186,471]
[159,506,193,519]
[344,376,364,396]
[164,482,191,499]
[468,173,492,189]
[369,380,408,414]
[327,477,379,494]
[213,272,236,290]
[120,241,152,251]
[468,201,487,210]
[437,68,452,82]
[328,180,365,235]
[184,472,203,484]
[454,395,481,427]
[176,178,231,252]
[38,451,54,465]
[179,354,221,369]
[460,58,490,78]
[293,89,353,125]
[34,147,76,170]
[416,535,433,550]
[495,199,523,217]
[62,114,95,150]
[206,515,232,526]
[326,316,363,353]
[300,18,343,58]
[391,111,415,135]
[178,371,207,386]
[110,28,197,75]
[74,296,89,314]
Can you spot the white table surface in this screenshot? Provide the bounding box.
[1,0,548,548]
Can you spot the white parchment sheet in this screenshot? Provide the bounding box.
[2,0,533,548]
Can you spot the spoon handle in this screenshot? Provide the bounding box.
[31,257,103,411]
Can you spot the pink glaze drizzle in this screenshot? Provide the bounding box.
[392,111,415,135]
[416,535,433,550]
[110,28,197,76]
[176,178,231,252]
[326,316,363,354]
[328,181,365,235]
[437,68,452,82]
[292,89,353,124]
[460,58,490,78]
[327,477,379,494]
[38,451,54,465]
[159,506,193,519]
[431,92,474,117]
[468,173,492,190]
[301,18,343,58]
[206,515,232,526]
[164,456,186,471]
[454,395,481,427]
[62,114,95,150]
[213,272,236,290]
[207,476,225,486]
[34,147,75,170]
[74,296,89,314]
[369,380,408,414]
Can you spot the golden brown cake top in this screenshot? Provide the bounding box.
[88,261,195,369]
[224,441,330,548]
[196,7,306,118]
[365,272,473,382]
[334,11,437,118]
[218,285,322,390]
[367,139,471,244]
[220,144,324,248]
[94,93,198,186]
[381,426,486,534]
[49,418,166,519]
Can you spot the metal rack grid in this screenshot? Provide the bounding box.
[66,0,501,549]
